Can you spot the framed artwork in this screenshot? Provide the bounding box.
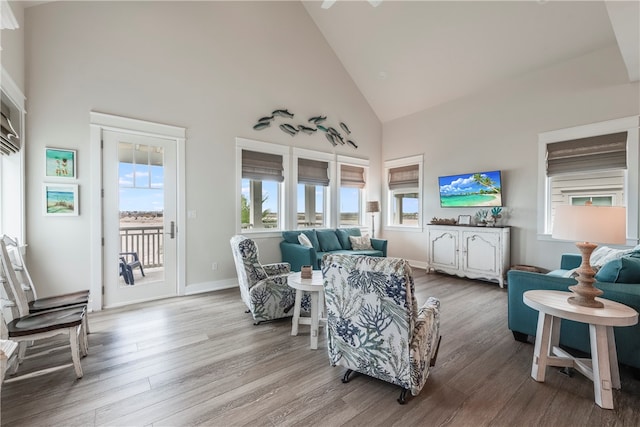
[45,148,76,179]
[457,215,471,226]
[43,184,79,216]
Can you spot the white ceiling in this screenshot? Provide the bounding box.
[13,1,639,124]
[303,0,640,123]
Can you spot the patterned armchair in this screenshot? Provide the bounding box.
[230,235,307,324]
[322,254,441,404]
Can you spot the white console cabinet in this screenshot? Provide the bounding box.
[427,225,510,287]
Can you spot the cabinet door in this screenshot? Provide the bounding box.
[462,230,500,275]
[429,229,459,270]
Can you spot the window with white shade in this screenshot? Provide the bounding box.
[239,145,287,231]
[236,139,369,232]
[538,116,639,241]
[385,155,423,229]
[339,163,366,227]
[0,72,26,244]
[296,156,330,228]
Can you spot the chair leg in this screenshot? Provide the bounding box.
[430,335,442,367]
[129,267,135,285]
[69,327,83,379]
[341,369,355,383]
[80,318,89,357]
[397,388,409,405]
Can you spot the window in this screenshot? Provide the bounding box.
[385,155,423,229]
[239,147,286,231]
[538,116,639,240]
[339,163,366,227]
[296,156,330,229]
[236,140,369,232]
[0,71,26,243]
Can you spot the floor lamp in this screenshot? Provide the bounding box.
[366,201,380,238]
[552,204,626,308]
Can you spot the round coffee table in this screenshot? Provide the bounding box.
[523,290,638,409]
[288,271,325,350]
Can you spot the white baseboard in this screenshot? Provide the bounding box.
[407,259,427,270]
[185,278,238,295]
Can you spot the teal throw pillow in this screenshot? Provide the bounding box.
[282,231,300,244]
[336,228,362,250]
[316,230,342,252]
[282,230,320,251]
[301,230,320,251]
[595,255,640,284]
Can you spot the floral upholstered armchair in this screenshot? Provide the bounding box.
[230,235,308,324]
[322,254,441,404]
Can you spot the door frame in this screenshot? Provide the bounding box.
[89,112,186,311]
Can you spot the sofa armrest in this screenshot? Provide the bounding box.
[560,253,582,270]
[263,262,291,276]
[506,270,577,336]
[371,238,387,257]
[279,241,316,272]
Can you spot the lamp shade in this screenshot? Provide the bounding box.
[366,201,380,213]
[552,205,626,244]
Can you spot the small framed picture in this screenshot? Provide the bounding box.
[45,148,76,179]
[43,184,79,216]
[458,215,471,226]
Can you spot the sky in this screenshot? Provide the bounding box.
[119,162,164,212]
[438,170,502,196]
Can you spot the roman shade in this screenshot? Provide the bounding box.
[546,132,627,176]
[0,112,20,155]
[242,149,284,182]
[340,164,365,188]
[388,164,419,190]
[298,158,329,186]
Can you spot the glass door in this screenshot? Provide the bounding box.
[102,130,177,307]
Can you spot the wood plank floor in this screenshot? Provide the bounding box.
[2,269,639,426]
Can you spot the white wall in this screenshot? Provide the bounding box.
[382,44,639,270]
[1,1,24,91]
[24,1,381,298]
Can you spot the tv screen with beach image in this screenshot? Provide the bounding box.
[439,170,503,207]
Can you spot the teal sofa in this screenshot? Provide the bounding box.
[280,228,387,272]
[507,253,640,371]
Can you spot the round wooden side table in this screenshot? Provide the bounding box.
[288,271,325,350]
[523,290,638,409]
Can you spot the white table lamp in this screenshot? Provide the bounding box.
[552,204,626,308]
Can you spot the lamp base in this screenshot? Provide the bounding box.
[567,241,604,309]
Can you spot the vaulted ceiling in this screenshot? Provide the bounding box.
[303,0,640,123]
[12,1,640,124]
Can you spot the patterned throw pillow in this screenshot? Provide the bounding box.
[591,246,633,267]
[349,234,373,250]
[298,233,313,248]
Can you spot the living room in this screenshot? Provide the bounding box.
[1,0,639,424]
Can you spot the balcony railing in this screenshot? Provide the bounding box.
[120,226,163,268]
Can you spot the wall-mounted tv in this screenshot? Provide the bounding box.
[438,170,503,207]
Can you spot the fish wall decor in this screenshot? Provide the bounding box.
[252,109,357,149]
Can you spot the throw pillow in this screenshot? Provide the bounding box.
[349,234,373,250]
[560,268,579,278]
[298,233,313,248]
[595,255,640,283]
[591,246,633,268]
[301,230,320,251]
[336,228,362,250]
[316,230,342,252]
